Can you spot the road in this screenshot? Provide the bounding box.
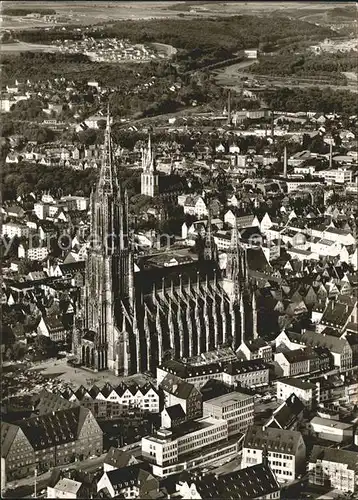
[4,453,107,498]
[214,61,358,93]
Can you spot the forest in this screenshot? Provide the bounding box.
[262,87,358,115]
[13,15,335,71]
[2,7,56,16]
[250,51,357,84]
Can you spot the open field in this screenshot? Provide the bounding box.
[2,1,354,30]
[0,41,61,52]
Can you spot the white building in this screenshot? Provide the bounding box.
[276,379,319,410]
[310,417,354,443]
[318,168,353,184]
[47,478,84,499]
[2,222,29,239]
[309,446,358,492]
[141,417,239,477]
[18,244,50,261]
[242,426,306,484]
[183,196,208,218]
[202,392,254,437]
[157,359,269,391]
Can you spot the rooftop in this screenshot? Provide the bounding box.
[203,391,253,408]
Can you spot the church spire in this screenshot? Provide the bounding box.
[98,106,117,195]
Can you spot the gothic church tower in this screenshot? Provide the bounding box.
[81,109,133,374]
[141,135,159,197]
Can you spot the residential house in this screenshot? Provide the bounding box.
[236,338,272,364]
[97,465,159,499]
[308,446,358,493]
[276,379,319,410]
[264,394,304,431]
[1,407,103,482]
[37,315,67,342]
[242,425,306,483]
[160,374,202,421]
[176,462,280,499]
[47,478,86,499]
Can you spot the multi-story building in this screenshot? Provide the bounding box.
[18,244,50,261]
[157,359,269,390]
[97,465,159,499]
[2,222,29,239]
[1,407,103,482]
[309,446,358,493]
[309,417,354,444]
[317,168,353,184]
[160,374,202,421]
[141,417,239,477]
[176,462,280,499]
[301,330,353,371]
[237,338,273,363]
[242,426,306,483]
[202,392,254,437]
[274,348,314,377]
[61,382,160,415]
[276,379,319,410]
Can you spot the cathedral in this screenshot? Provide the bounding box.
[73,113,257,376]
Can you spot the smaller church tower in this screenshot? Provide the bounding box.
[141,135,159,197]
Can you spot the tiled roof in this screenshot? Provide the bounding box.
[15,406,91,450]
[310,445,358,469]
[104,447,139,469]
[191,463,279,500]
[244,425,303,455]
[165,404,186,420]
[269,394,304,430]
[160,374,197,400]
[302,330,350,354]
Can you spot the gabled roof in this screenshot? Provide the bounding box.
[301,330,350,354]
[165,404,186,421]
[267,394,304,430]
[160,374,197,400]
[244,425,303,455]
[1,422,19,458]
[309,445,358,469]
[104,447,139,469]
[104,465,157,494]
[189,462,279,499]
[14,406,93,450]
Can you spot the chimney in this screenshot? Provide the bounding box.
[227,89,231,126]
[283,146,287,178]
[329,141,333,169]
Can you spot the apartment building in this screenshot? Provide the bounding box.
[1,407,103,483]
[157,359,269,390]
[237,339,273,363]
[203,392,254,437]
[160,374,202,421]
[176,462,280,500]
[274,348,314,377]
[141,417,239,477]
[242,426,306,484]
[2,222,29,239]
[276,378,319,410]
[309,446,358,493]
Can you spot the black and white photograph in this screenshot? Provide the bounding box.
[1,1,358,498]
